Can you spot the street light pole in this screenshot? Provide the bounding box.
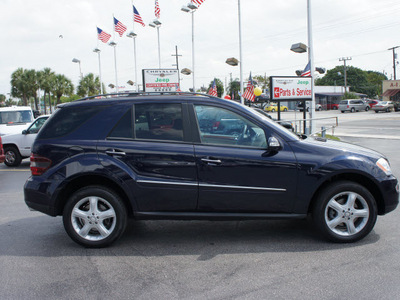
[238,0,244,105]
[109,41,119,93]
[72,58,83,81]
[149,20,162,69]
[171,45,182,87]
[93,49,103,94]
[307,0,315,134]
[181,4,197,92]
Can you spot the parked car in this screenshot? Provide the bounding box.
[0,137,5,164]
[367,100,381,108]
[393,101,400,112]
[24,92,399,248]
[297,101,322,112]
[327,103,339,110]
[338,99,370,113]
[252,108,294,131]
[264,103,288,112]
[2,115,49,166]
[0,106,35,136]
[372,101,394,113]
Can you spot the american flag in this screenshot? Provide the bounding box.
[114,17,127,37]
[155,0,160,18]
[208,79,218,97]
[192,0,205,7]
[242,73,255,102]
[97,27,111,43]
[301,60,311,77]
[133,5,146,27]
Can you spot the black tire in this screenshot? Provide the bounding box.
[312,181,377,243]
[375,110,379,113]
[283,108,288,112]
[271,108,275,112]
[4,146,22,167]
[63,186,127,248]
[365,106,369,111]
[341,111,345,113]
[350,107,355,113]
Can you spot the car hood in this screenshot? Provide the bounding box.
[298,137,384,161]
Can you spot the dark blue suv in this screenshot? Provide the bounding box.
[24,93,399,247]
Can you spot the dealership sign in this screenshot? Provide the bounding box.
[142,69,179,92]
[270,77,312,101]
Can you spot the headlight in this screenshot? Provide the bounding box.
[376,158,392,176]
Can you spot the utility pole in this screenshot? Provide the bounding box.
[388,46,399,80]
[171,45,182,87]
[339,57,352,93]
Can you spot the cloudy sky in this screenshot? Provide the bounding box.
[1,0,400,96]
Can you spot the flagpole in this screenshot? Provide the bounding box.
[111,14,118,93]
[307,0,315,134]
[130,1,139,92]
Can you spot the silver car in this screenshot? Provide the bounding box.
[372,101,394,113]
[338,99,369,113]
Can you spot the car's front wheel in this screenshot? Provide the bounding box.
[4,146,22,167]
[63,186,127,248]
[312,181,377,243]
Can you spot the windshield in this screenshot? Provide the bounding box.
[0,110,33,124]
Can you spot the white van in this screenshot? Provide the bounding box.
[0,106,35,136]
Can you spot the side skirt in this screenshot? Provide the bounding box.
[134,211,307,221]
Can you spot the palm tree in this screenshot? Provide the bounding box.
[77,73,101,97]
[39,68,55,113]
[52,74,74,105]
[10,68,29,106]
[23,69,40,111]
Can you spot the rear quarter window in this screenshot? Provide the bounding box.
[37,106,106,139]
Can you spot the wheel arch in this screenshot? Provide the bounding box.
[3,143,21,155]
[307,172,385,215]
[55,175,135,218]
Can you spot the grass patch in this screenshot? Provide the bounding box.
[317,133,340,141]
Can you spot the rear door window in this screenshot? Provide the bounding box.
[134,103,184,142]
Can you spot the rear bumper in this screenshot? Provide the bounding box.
[24,177,58,216]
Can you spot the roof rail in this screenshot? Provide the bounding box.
[75,92,219,102]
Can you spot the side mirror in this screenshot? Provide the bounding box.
[22,130,28,135]
[268,136,282,152]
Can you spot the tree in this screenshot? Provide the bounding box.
[227,79,241,100]
[253,75,269,91]
[315,66,387,98]
[77,73,101,97]
[52,74,74,105]
[23,69,40,110]
[207,78,224,97]
[38,68,55,113]
[10,68,29,106]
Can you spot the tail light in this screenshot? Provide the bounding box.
[30,153,52,176]
[347,105,349,108]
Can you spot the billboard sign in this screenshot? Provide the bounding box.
[142,69,179,92]
[270,77,312,101]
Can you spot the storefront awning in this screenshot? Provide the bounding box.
[382,89,400,97]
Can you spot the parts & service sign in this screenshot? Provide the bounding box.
[143,69,179,92]
[271,77,312,100]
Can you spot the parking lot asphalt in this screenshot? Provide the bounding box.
[1,110,400,299]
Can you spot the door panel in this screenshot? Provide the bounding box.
[195,144,297,213]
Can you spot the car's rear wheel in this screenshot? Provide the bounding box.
[271,108,275,112]
[350,107,355,113]
[63,186,127,248]
[312,181,377,243]
[375,110,379,113]
[4,146,22,167]
[365,106,369,111]
[341,111,345,113]
[283,108,288,112]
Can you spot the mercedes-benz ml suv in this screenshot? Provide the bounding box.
[24,93,399,247]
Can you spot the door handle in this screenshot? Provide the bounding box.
[201,158,222,165]
[105,149,126,156]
